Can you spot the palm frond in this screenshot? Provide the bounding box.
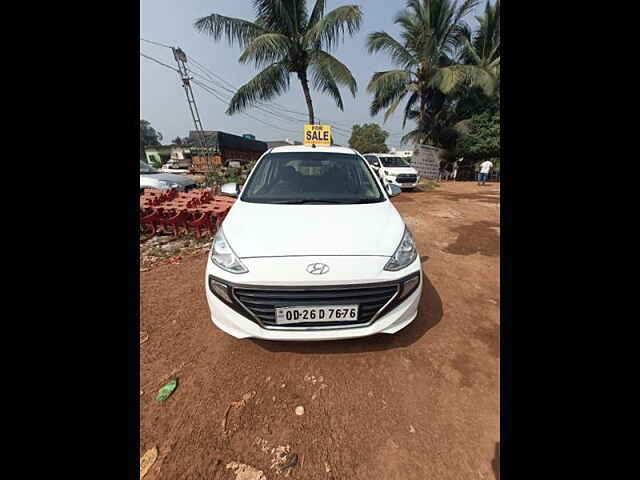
[433,65,497,96]
[304,5,362,51]
[309,60,344,110]
[401,91,419,128]
[194,14,264,48]
[367,70,413,117]
[227,62,290,115]
[239,33,292,68]
[400,128,426,147]
[253,0,296,35]
[308,0,326,28]
[366,31,416,69]
[311,50,357,96]
[429,65,468,94]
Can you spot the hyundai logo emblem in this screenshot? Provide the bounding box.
[306,263,330,275]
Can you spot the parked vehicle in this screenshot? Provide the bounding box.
[363,153,420,190]
[223,158,251,168]
[205,146,422,341]
[140,160,197,193]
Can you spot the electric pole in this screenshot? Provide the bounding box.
[172,47,212,172]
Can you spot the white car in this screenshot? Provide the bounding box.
[205,145,422,341]
[140,160,197,193]
[363,153,420,190]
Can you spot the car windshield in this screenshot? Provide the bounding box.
[240,152,386,204]
[140,160,159,174]
[379,156,410,167]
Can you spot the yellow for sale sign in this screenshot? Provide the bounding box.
[304,124,331,146]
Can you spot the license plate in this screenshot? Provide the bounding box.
[275,305,359,325]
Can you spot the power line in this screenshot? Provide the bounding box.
[140,52,179,72]
[141,42,406,139]
[187,68,353,137]
[140,50,310,137]
[140,38,173,49]
[192,80,301,135]
[184,51,356,130]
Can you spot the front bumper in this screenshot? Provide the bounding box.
[384,176,420,189]
[205,255,422,341]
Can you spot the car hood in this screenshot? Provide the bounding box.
[383,166,418,175]
[223,200,406,258]
[140,173,195,186]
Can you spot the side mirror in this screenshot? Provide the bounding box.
[386,184,401,197]
[220,182,240,198]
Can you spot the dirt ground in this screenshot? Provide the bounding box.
[140,181,500,480]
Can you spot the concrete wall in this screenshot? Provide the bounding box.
[411,144,444,180]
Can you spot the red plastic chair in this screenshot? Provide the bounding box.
[188,211,215,238]
[158,209,189,236]
[141,209,160,235]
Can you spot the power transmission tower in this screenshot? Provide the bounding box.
[172,47,212,172]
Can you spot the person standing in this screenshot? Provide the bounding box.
[478,159,493,185]
[452,157,461,182]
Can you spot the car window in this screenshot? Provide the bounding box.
[379,157,410,168]
[364,155,379,166]
[241,152,385,204]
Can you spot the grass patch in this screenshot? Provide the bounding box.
[417,181,441,191]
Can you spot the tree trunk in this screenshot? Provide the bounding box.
[298,70,315,125]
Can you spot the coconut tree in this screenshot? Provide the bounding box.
[455,0,500,97]
[366,0,499,145]
[195,0,362,125]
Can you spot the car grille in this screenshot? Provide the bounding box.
[396,174,417,183]
[232,282,399,329]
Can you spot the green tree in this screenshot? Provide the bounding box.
[140,119,163,147]
[348,123,390,154]
[456,111,499,161]
[450,0,500,120]
[195,0,362,125]
[366,0,498,146]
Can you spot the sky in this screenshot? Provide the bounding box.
[140,0,484,149]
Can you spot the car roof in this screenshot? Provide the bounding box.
[269,145,357,155]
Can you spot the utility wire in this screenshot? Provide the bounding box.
[141,42,407,138]
[140,51,301,137]
[188,68,352,137]
[192,80,301,135]
[140,52,179,72]
[140,38,173,49]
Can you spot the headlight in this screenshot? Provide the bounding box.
[384,227,418,271]
[210,228,248,274]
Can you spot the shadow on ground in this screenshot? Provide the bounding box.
[492,442,500,479]
[444,221,500,257]
[252,270,443,354]
[427,190,500,204]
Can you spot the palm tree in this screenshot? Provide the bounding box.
[456,0,500,96]
[195,0,362,125]
[366,0,497,145]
